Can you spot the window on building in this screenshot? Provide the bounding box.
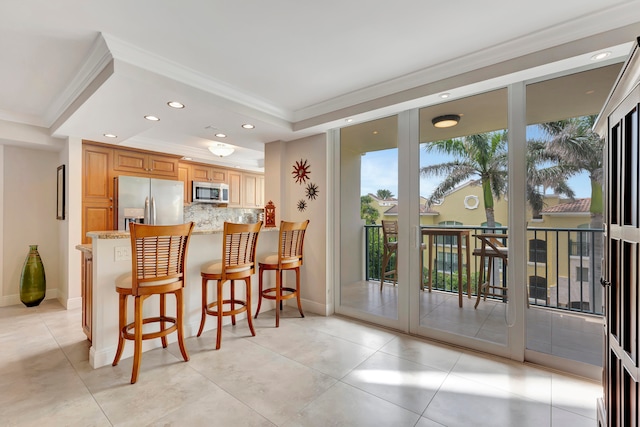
[480,221,504,234]
[570,224,592,256]
[529,276,547,302]
[436,221,463,245]
[576,267,589,282]
[529,239,547,263]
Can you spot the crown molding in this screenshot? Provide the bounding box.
[293,4,640,123]
[101,33,292,123]
[44,33,113,128]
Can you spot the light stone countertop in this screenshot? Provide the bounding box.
[85,226,279,240]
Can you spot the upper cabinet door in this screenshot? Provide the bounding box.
[114,149,178,178]
[83,144,113,200]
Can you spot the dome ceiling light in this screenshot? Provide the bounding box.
[208,143,235,157]
[432,114,461,128]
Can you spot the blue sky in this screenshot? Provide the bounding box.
[360,129,593,200]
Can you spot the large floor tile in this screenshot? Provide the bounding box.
[450,352,553,405]
[342,351,447,414]
[283,382,420,427]
[424,374,551,427]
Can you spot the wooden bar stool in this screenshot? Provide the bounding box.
[380,220,398,291]
[473,233,508,308]
[255,220,309,327]
[197,221,262,349]
[112,222,194,384]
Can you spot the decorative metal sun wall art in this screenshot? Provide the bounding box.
[292,158,318,212]
[292,159,311,185]
[305,182,319,200]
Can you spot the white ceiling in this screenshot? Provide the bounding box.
[1,1,640,170]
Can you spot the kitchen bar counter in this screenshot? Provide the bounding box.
[85,225,279,369]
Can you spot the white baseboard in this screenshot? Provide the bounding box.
[0,290,59,308]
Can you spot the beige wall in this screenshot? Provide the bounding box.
[265,134,329,315]
[2,146,60,304]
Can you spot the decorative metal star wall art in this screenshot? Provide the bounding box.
[297,199,307,212]
[305,182,319,200]
[292,159,311,185]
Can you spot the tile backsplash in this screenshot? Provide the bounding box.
[184,204,263,230]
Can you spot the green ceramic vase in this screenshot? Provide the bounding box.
[20,245,46,307]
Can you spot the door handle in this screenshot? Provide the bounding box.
[600,277,611,288]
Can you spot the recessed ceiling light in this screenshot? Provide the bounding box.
[144,115,160,121]
[103,133,117,138]
[167,101,185,109]
[214,133,227,138]
[241,123,255,129]
[590,51,611,61]
[439,93,451,99]
[372,131,378,135]
[182,156,192,161]
[346,118,353,123]
[585,89,595,95]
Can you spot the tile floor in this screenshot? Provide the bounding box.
[342,281,603,366]
[1,300,601,426]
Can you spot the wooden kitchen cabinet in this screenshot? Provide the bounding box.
[191,164,227,183]
[82,202,113,244]
[113,149,179,178]
[243,173,264,208]
[78,246,93,342]
[227,171,264,208]
[83,144,112,201]
[178,163,190,204]
[227,170,242,207]
[82,144,114,243]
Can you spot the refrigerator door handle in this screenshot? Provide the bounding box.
[144,197,150,225]
[151,197,156,225]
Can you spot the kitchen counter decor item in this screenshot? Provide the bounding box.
[265,201,276,227]
[20,245,46,307]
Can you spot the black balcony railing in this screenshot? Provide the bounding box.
[364,225,603,315]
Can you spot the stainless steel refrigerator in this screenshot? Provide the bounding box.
[114,176,184,231]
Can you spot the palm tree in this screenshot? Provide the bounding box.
[539,115,603,227]
[539,115,604,311]
[422,131,576,224]
[526,139,576,218]
[376,189,394,200]
[421,131,508,228]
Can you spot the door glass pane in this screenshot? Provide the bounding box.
[524,64,622,367]
[339,116,399,320]
[417,89,508,345]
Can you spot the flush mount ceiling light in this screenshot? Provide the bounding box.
[432,114,460,128]
[241,123,255,129]
[144,115,160,121]
[208,143,235,157]
[103,133,117,138]
[167,101,185,109]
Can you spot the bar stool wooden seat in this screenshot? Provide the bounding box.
[112,222,194,384]
[255,220,309,327]
[380,220,398,291]
[473,233,508,309]
[197,221,262,349]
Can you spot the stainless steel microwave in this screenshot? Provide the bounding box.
[192,181,229,203]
